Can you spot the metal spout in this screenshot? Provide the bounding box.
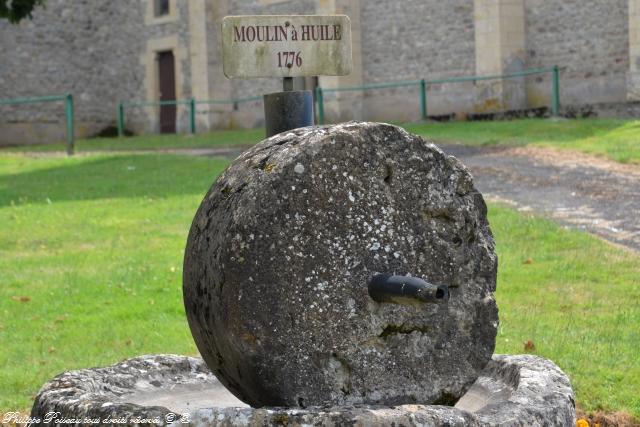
[368,273,449,306]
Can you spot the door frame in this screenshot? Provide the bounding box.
[144,35,184,132]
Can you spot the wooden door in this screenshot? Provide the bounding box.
[157,51,176,133]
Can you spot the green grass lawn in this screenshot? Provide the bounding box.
[2,118,640,165]
[0,153,227,410]
[0,152,639,417]
[0,128,264,153]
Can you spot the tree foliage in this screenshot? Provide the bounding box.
[0,0,45,24]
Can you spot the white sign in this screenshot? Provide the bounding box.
[222,15,352,78]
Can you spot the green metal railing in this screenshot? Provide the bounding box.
[117,95,263,137]
[118,99,194,137]
[0,93,75,154]
[0,68,560,149]
[315,65,561,124]
[116,66,560,134]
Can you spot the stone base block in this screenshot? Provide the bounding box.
[30,354,576,426]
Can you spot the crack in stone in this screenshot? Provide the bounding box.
[379,324,430,338]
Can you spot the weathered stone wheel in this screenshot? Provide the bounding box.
[183,122,498,408]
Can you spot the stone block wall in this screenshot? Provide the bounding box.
[361,1,476,82]
[0,0,199,143]
[0,0,146,144]
[524,0,629,106]
[0,0,639,145]
[359,0,476,120]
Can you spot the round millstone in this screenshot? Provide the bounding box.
[183,122,498,408]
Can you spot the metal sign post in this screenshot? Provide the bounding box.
[222,15,352,137]
[263,77,314,137]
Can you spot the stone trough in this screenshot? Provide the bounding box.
[30,354,575,426]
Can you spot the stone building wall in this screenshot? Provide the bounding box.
[523,0,629,106]
[0,0,146,144]
[0,0,203,143]
[0,0,638,145]
[361,0,476,82]
[358,0,476,121]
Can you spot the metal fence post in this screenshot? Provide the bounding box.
[117,102,125,137]
[65,94,75,155]
[420,79,427,120]
[189,98,196,134]
[551,65,560,116]
[315,86,325,125]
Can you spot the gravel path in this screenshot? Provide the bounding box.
[69,142,639,253]
[439,144,640,252]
